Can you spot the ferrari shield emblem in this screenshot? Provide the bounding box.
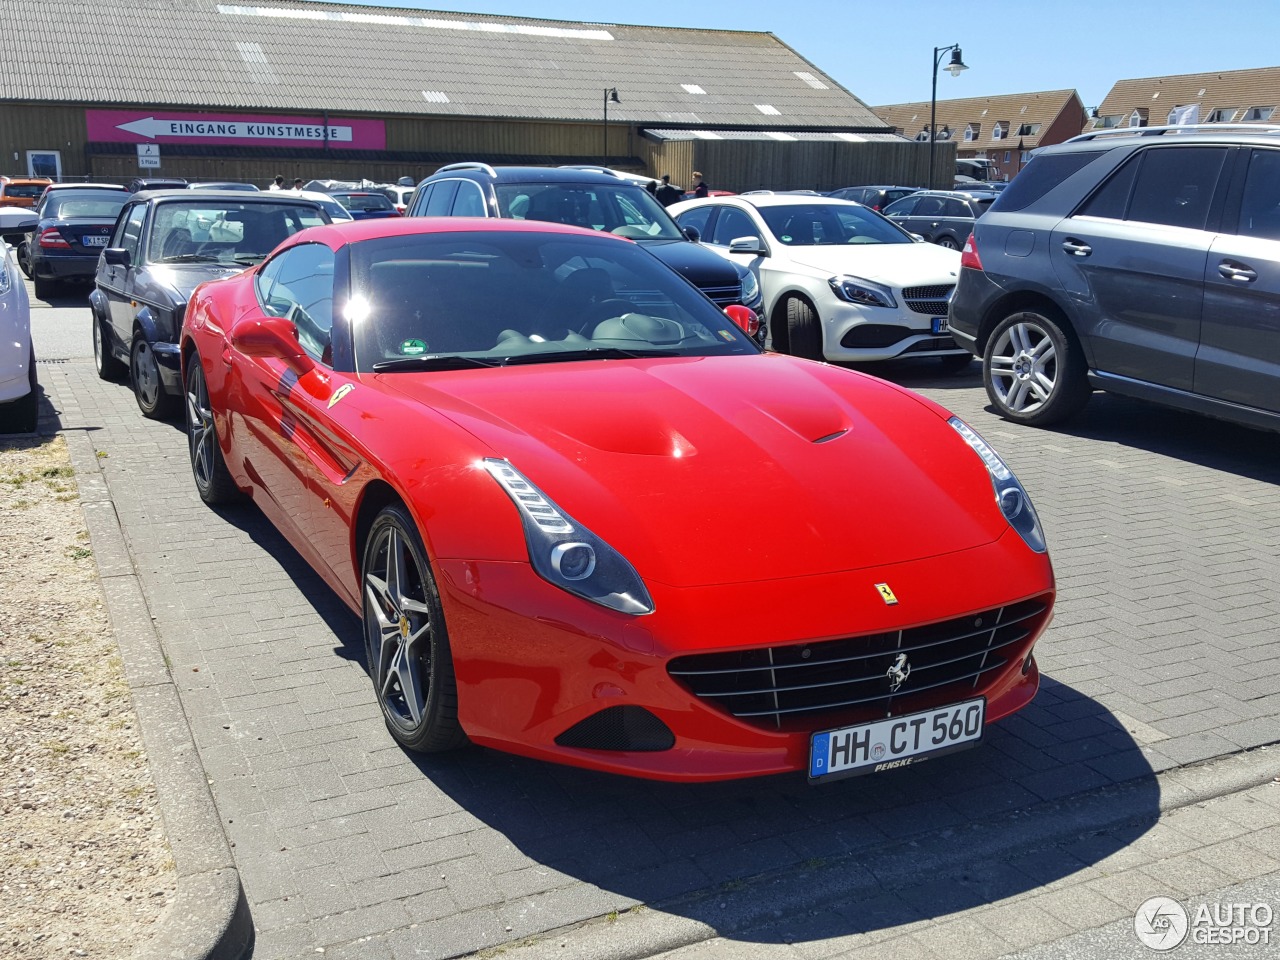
[875,583,898,605]
[328,383,354,408]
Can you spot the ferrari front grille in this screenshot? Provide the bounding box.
[667,598,1049,729]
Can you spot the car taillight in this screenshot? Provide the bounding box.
[960,234,983,271]
[39,227,71,249]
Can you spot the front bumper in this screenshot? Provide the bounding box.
[822,300,967,363]
[436,530,1054,781]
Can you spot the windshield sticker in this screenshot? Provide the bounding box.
[327,383,354,408]
[717,330,735,342]
[399,338,428,355]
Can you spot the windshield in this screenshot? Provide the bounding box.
[495,182,684,240]
[349,230,758,373]
[147,200,329,264]
[758,203,913,246]
[43,190,127,220]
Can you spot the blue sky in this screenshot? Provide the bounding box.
[342,0,1280,114]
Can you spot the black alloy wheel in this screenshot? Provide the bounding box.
[131,335,178,420]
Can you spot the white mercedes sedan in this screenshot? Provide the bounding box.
[668,194,969,371]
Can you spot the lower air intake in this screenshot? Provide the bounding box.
[555,705,675,752]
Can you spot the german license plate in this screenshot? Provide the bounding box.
[809,697,985,782]
[932,316,950,334]
[83,235,109,247]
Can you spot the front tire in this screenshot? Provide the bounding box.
[131,336,178,420]
[16,242,31,279]
[362,504,465,753]
[184,353,240,505]
[784,296,823,361]
[93,315,126,381]
[983,308,1090,426]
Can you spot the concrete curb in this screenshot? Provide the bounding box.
[63,425,254,960]
[486,746,1280,960]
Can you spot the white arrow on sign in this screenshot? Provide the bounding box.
[116,116,353,143]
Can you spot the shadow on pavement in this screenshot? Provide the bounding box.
[400,677,1158,945]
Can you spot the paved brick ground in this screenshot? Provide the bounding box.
[37,347,1280,960]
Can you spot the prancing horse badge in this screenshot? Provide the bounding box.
[875,583,898,605]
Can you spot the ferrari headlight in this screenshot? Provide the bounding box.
[484,459,654,615]
[736,265,759,304]
[948,417,1046,553]
[828,275,896,309]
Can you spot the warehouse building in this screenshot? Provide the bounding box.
[0,0,945,191]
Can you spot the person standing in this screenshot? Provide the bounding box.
[692,171,709,199]
[655,174,682,207]
[291,178,304,193]
[268,175,285,191]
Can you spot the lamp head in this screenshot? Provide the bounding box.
[945,47,968,77]
[607,87,621,103]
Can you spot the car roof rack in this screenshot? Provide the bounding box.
[1067,123,1280,143]
[558,165,622,178]
[435,162,498,177]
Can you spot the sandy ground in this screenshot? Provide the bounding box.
[0,434,175,958]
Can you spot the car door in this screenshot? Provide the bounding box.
[1050,145,1229,392]
[228,242,342,558]
[1196,145,1280,413]
[885,194,933,238]
[101,202,148,348]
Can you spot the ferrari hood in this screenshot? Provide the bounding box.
[380,354,1009,587]
[784,243,960,287]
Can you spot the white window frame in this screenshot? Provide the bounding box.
[26,150,61,180]
[992,122,1006,141]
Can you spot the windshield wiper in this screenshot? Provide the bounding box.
[502,347,668,365]
[156,253,221,263]
[233,254,268,265]
[371,354,501,372]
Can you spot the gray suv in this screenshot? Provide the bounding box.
[949,124,1280,433]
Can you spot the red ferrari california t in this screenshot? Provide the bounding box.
[181,217,1054,782]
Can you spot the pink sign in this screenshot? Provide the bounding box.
[86,109,385,151]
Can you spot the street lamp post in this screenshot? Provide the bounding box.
[602,87,620,167]
[929,45,968,189]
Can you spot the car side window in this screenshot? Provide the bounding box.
[675,205,713,237]
[115,203,147,257]
[710,208,758,246]
[255,243,336,364]
[942,198,970,218]
[1237,148,1280,241]
[451,182,487,217]
[425,180,459,216]
[885,196,918,216]
[913,196,946,217]
[1091,147,1227,231]
[408,184,434,217]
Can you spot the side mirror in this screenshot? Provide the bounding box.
[682,225,701,242]
[103,247,130,267]
[724,304,761,340]
[728,236,767,256]
[230,315,313,374]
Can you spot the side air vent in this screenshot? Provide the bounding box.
[555,705,675,752]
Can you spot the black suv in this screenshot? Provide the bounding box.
[949,124,1280,433]
[405,164,764,337]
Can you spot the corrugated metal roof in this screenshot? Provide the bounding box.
[871,90,1081,149]
[0,0,892,130]
[1095,66,1280,127]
